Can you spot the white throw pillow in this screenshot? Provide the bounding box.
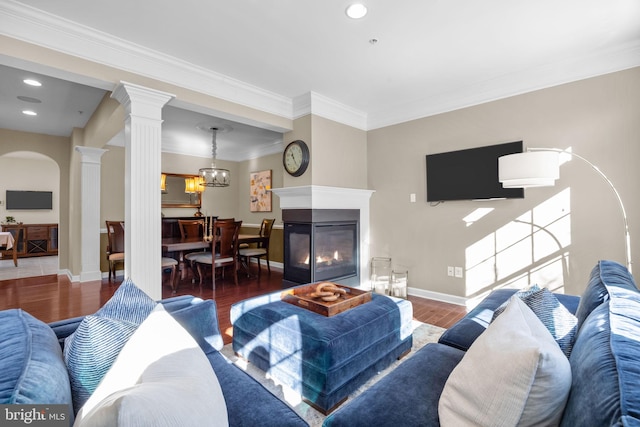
[74,305,229,427]
[439,296,571,427]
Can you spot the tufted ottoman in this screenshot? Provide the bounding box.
[231,289,413,413]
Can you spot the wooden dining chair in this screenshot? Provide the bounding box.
[105,221,125,282]
[238,218,275,278]
[177,219,204,239]
[162,256,178,294]
[191,220,242,290]
[184,218,235,282]
[0,227,22,267]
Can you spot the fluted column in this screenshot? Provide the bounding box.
[111,82,174,299]
[75,146,107,282]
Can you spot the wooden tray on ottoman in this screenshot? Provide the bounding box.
[281,282,372,317]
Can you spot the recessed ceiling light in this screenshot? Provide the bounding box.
[22,110,37,116]
[23,78,42,87]
[346,4,367,19]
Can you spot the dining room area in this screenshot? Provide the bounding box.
[95,113,287,292]
[159,215,277,292]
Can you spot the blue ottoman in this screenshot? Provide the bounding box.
[231,290,413,413]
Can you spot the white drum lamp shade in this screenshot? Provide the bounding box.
[499,151,560,188]
[498,147,632,273]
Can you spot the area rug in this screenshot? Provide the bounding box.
[220,320,445,426]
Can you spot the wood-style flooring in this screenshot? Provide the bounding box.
[0,266,467,345]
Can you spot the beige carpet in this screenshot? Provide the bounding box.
[220,320,445,426]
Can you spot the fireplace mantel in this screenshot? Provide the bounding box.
[272,186,375,288]
[271,185,374,210]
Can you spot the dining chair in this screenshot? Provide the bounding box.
[162,256,178,294]
[184,218,234,282]
[0,227,21,267]
[238,218,275,278]
[178,219,205,279]
[177,219,204,239]
[105,221,125,282]
[191,220,242,290]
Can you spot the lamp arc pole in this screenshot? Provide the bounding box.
[529,147,632,274]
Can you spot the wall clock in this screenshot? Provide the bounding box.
[283,140,310,177]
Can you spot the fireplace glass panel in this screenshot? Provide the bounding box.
[289,228,311,273]
[314,224,357,281]
[283,219,358,286]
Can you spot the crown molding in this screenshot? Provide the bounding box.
[293,92,368,131]
[0,0,292,119]
[367,40,640,130]
[2,0,639,133]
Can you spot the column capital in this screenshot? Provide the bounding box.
[111,82,175,118]
[75,146,107,164]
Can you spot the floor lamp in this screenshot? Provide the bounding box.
[498,147,632,274]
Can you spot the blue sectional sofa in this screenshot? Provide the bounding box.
[324,260,640,426]
[0,288,308,427]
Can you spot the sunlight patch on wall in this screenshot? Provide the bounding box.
[465,188,571,297]
[463,207,495,227]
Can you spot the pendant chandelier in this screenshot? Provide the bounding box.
[199,127,230,187]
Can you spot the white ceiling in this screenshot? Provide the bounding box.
[1,0,639,160]
[0,63,284,161]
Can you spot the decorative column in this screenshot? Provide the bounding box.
[111,82,174,300]
[75,146,107,282]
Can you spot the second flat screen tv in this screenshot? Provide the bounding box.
[6,190,53,210]
[426,141,524,202]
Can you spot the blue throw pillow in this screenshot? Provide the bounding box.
[169,299,224,351]
[493,286,578,357]
[63,279,156,413]
[491,284,542,319]
[575,260,637,329]
[0,309,72,410]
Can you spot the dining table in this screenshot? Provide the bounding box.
[162,234,268,280]
[0,231,18,266]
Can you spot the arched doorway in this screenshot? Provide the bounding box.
[0,151,60,279]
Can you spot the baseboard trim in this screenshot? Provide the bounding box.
[407,287,467,306]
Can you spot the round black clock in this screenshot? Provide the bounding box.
[283,140,310,177]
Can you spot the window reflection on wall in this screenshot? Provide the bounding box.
[465,188,571,298]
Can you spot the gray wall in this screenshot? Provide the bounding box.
[367,67,640,301]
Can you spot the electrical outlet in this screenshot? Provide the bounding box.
[447,266,454,277]
[454,267,463,278]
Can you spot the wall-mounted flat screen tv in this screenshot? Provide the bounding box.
[426,141,525,202]
[6,190,53,210]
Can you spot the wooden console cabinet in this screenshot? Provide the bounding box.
[1,223,58,258]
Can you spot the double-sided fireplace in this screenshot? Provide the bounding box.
[283,209,359,288]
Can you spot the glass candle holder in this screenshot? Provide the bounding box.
[391,269,408,299]
[370,257,392,294]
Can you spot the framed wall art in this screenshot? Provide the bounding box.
[250,169,272,212]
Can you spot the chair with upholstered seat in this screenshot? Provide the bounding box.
[184,218,234,282]
[162,256,178,294]
[191,220,242,290]
[105,221,125,282]
[0,227,22,267]
[239,218,275,278]
[179,219,205,280]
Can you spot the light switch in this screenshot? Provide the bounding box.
[454,267,463,278]
[410,193,416,203]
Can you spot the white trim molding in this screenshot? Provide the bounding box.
[293,92,368,131]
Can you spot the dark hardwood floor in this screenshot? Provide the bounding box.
[0,267,467,345]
